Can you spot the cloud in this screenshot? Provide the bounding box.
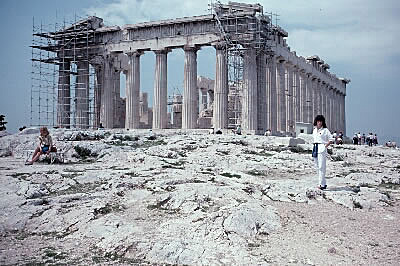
[85,0,207,26]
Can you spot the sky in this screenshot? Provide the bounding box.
[0,0,399,143]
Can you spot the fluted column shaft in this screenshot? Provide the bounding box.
[320,82,326,118]
[335,90,339,131]
[153,49,168,129]
[312,77,318,120]
[305,74,312,123]
[342,93,346,135]
[125,52,141,129]
[257,52,266,131]
[75,61,89,128]
[286,63,294,132]
[242,49,258,131]
[113,70,121,127]
[317,79,322,115]
[267,56,277,133]
[57,61,71,128]
[213,45,228,130]
[277,60,286,132]
[101,56,114,128]
[300,72,306,123]
[94,66,102,128]
[182,47,198,129]
[294,67,301,125]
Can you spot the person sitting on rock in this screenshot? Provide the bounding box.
[25,127,56,165]
[232,125,241,135]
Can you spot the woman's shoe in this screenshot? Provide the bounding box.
[318,185,327,190]
[25,161,33,165]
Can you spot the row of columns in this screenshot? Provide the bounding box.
[58,46,346,135]
[57,61,91,129]
[263,57,347,134]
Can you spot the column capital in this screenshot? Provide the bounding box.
[153,48,171,55]
[212,41,227,50]
[183,45,200,52]
[126,50,144,57]
[276,55,286,63]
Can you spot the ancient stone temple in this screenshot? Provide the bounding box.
[32,1,349,135]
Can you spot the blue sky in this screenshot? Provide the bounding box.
[0,0,399,143]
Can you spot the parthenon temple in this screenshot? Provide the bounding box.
[31,1,350,135]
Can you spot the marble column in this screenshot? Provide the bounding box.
[277,59,286,133]
[320,81,324,118]
[75,61,89,128]
[125,51,142,129]
[327,86,332,129]
[342,93,346,135]
[182,46,198,129]
[285,62,294,132]
[113,70,121,128]
[294,67,301,125]
[93,66,102,129]
[267,56,277,133]
[213,43,228,130]
[57,61,71,128]
[100,55,114,128]
[312,77,318,119]
[317,79,322,115]
[335,90,340,131]
[305,74,312,123]
[242,49,258,131]
[257,52,266,131]
[321,82,326,119]
[153,49,169,129]
[300,71,306,123]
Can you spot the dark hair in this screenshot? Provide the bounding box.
[313,115,327,128]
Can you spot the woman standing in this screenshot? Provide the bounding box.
[312,115,333,190]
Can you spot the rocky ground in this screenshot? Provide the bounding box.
[0,128,399,265]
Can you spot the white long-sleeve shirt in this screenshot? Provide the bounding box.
[313,127,333,153]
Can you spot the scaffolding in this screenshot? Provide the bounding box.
[211,1,279,128]
[31,15,101,129]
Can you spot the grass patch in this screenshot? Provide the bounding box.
[247,169,270,176]
[93,202,126,218]
[49,181,107,196]
[289,146,310,154]
[8,172,31,179]
[147,195,172,211]
[379,182,400,190]
[73,146,97,159]
[42,246,67,260]
[353,201,363,209]
[243,149,274,157]
[334,146,356,150]
[220,172,241,179]
[125,171,139,177]
[161,159,186,169]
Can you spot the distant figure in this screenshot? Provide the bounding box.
[147,129,156,140]
[361,134,366,145]
[232,125,241,135]
[332,131,337,143]
[312,115,333,190]
[353,133,358,145]
[25,127,57,165]
[264,129,272,136]
[99,123,104,129]
[367,133,372,146]
[357,132,361,145]
[373,134,378,145]
[337,131,344,145]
